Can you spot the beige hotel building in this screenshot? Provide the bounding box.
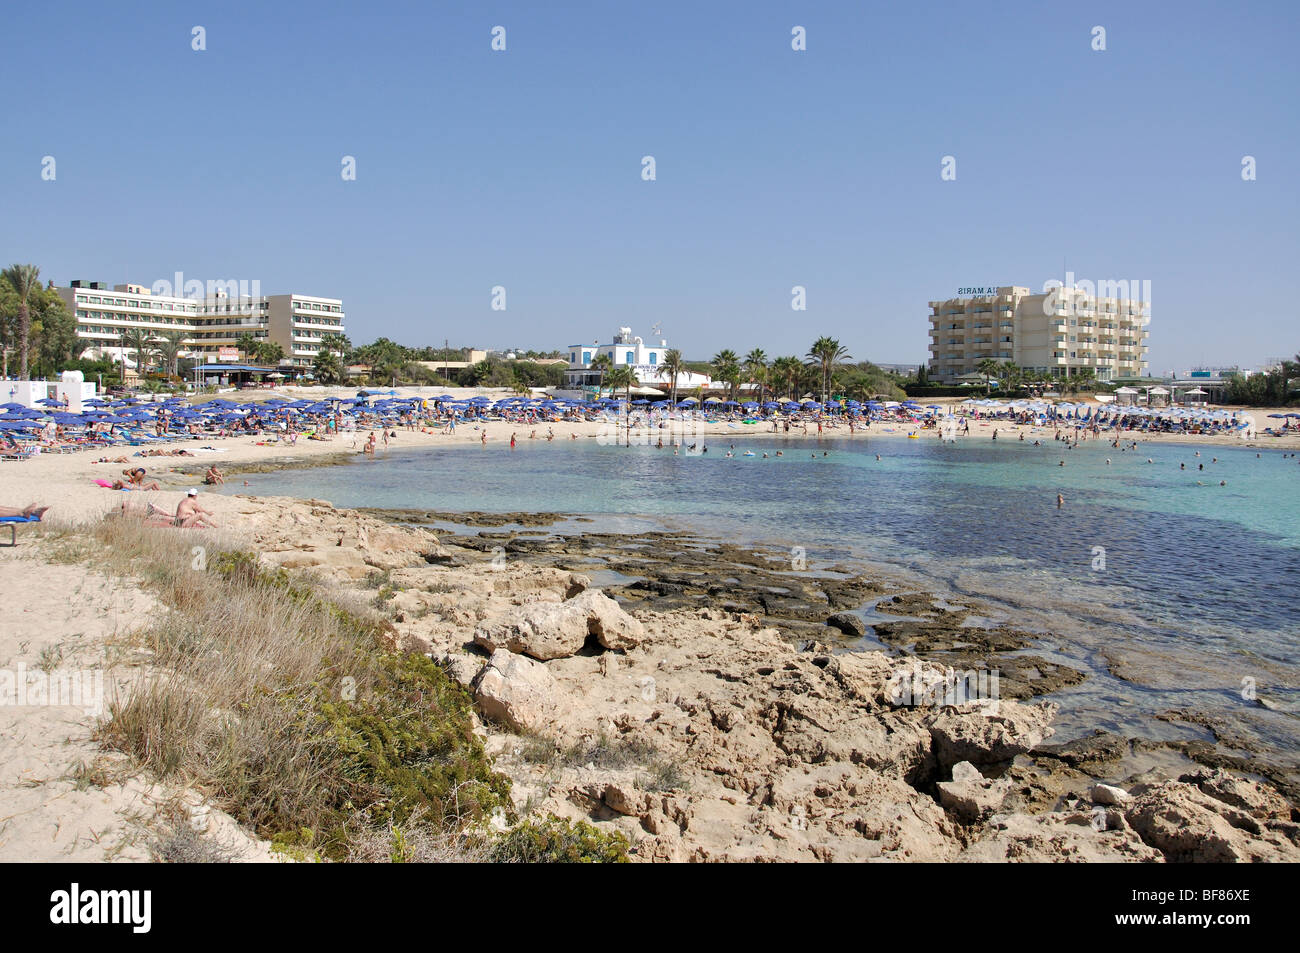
[927,285,1150,383]
[56,280,346,372]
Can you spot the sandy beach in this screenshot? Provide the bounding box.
[7,393,1298,528]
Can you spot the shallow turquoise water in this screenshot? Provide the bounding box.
[227,432,1300,765]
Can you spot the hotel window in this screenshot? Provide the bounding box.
[582,351,591,363]
[649,353,657,365]
[626,351,634,363]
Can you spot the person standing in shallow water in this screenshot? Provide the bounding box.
[1057,493,1064,509]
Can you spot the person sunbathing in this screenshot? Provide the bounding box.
[149,489,217,528]
[122,467,162,491]
[175,489,217,527]
[0,504,49,519]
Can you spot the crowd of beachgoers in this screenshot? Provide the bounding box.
[4,389,1295,461]
[3,387,1296,530]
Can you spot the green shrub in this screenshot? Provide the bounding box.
[489,815,630,863]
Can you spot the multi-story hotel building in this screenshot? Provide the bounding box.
[56,280,346,372]
[927,285,1150,383]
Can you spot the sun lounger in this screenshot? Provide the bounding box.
[1,442,41,461]
[0,514,41,546]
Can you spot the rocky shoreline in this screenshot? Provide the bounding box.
[236,496,1299,861]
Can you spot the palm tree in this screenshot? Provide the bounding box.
[153,330,187,377]
[711,349,740,402]
[976,358,1002,395]
[771,355,802,399]
[589,353,612,398]
[1071,367,1098,396]
[605,366,636,446]
[806,336,851,403]
[661,348,685,405]
[998,362,1023,395]
[2,264,40,379]
[744,348,769,403]
[119,327,154,380]
[313,348,344,384]
[235,332,257,362]
[253,341,285,366]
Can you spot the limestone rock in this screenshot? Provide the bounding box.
[1090,783,1132,806]
[474,589,643,660]
[929,702,1058,771]
[474,601,590,660]
[936,761,1011,822]
[959,811,1164,862]
[471,649,567,734]
[567,589,644,651]
[1178,767,1294,821]
[825,612,866,637]
[441,652,485,690]
[1124,776,1300,862]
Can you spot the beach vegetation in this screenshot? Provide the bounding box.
[486,815,629,863]
[744,348,769,402]
[1,263,41,378]
[74,517,511,861]
[1223,355,1300,406]
[662,348,685,404]
[806,336,851,403]
[589,352,612,396]
[711,349,741,401]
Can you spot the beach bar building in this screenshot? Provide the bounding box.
[563,327,711,395]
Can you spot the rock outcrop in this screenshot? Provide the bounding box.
[937,761,1012,822]
[1123,770,1300,862]
[473,589,643,660]
[471,649,574,735]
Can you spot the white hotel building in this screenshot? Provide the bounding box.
[56,280,346,372]
[927,285,1150,383]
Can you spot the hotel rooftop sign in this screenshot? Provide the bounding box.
[956,286,1001,297]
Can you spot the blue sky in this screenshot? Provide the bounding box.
[2,0,1297,371]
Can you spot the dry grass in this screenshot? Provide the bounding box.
[75,514,508,860]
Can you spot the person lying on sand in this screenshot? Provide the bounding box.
[0,504,50,519]
[93,456,130,464]
[122,467,162,491]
